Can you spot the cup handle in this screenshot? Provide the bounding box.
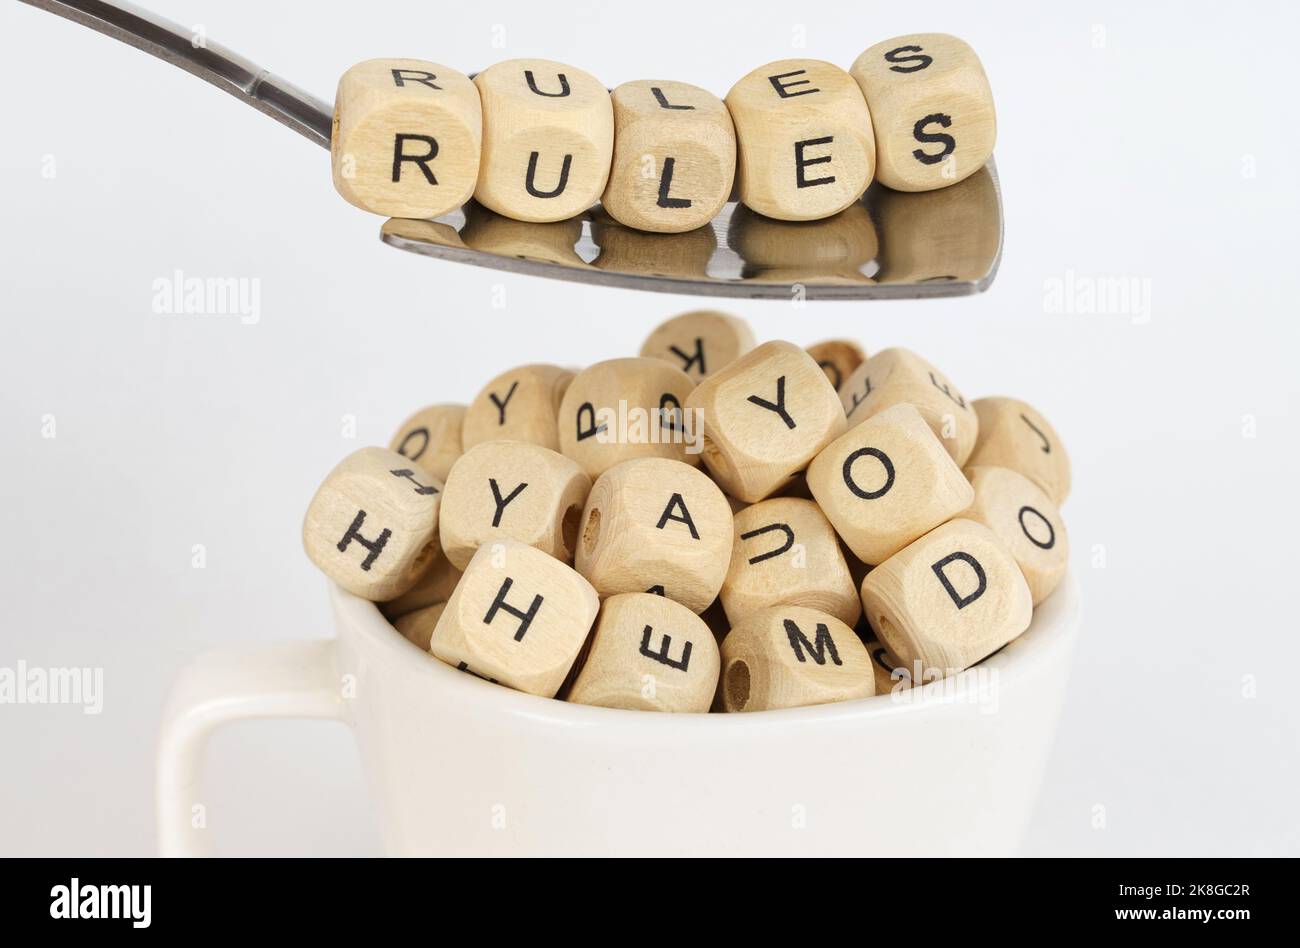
[156,640,347,857]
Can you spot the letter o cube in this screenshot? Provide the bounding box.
[807,403,972,565]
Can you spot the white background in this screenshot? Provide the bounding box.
[1,0,1297,856]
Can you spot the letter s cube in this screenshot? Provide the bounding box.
[850,34,995,192]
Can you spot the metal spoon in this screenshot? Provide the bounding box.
[18,0,1003,300]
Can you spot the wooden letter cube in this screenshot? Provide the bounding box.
[721,497,860,628]
[566,592,719,712]
[302,447,442,600]
[429,539,598,696]
[393,601,447,651]
[725,59,876,221]
[473,59,613,222]
[720,606,874,712]
[864,635,913,697]
[850,34,996,192]
[557,357,699,478]
[639,310,756,382]
[806,339,867,391]
[439,440,591,570]
[686,340,847,502]
[388,403,466,482]
[962,466,1069,605]
[462,364,575,452]
[807,403,973,565]
[602,80,736,233]
[861,519,1032,678]
[331,59,482,218]
[575,458,733,612]
[839,346,978,466]
[379,545,462,619]
[967,397,1071,505]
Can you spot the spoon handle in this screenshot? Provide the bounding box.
[18,0,333,148]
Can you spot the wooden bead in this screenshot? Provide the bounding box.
[473,59,613,223]
[379,544,462,619]
[864,636,913,696]
[388,403,466,482]
[439,440,591,570]
[302,447,443,601]
[850,34,996,192]
[967,397,1071,505]
[806,339,867,391]
[871,165,1000,284]
[719,606,874,712]
[331,59,482,218]
[725,59,876,221]
[727,203,878,285]
[861,519,1032,678]
[393,601,447,651]
[686,340,847,503]
[557,358,700,478]
[429,539,599,697]
[566,593,719,712]
[462,364,575,452]
[575,458,733,612]
[962,466,1069,606]
[806,403,973,565]
[839,346,978,465]
[639,310,756,382]
[721,498,860,628]
[603,80,737,234]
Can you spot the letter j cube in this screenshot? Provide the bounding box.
[430,539,599,697]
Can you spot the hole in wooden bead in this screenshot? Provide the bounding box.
[725,659,751,711]
[582,507,601,555]
[410,539,436,572]
[561,503,582,559]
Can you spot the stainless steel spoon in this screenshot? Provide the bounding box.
[18,0,1003,300]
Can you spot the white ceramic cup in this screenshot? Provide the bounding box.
[158,574,1081,856]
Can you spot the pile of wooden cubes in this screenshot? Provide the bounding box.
[303,312,1070,713]
[331,33,995,230]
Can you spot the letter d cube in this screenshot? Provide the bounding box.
[861,518,1031,679]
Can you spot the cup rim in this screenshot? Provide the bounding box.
[330,571,1080,729]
